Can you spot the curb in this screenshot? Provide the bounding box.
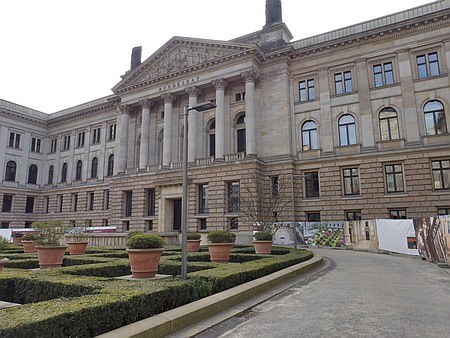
[97,253,324,338]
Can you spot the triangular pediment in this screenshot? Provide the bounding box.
[113,37,258,93]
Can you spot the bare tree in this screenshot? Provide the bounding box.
[238,174,292,235]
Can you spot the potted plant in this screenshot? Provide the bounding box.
[21,233,40,253]
[66,226,90,255]
[206,230,235,263]
[187,232,201,252]
[33,220,69,269]
[126,233,165,278]
[11,232,24,245]
[253,231,273,254]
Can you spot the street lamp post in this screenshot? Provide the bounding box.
[181,101,216,280]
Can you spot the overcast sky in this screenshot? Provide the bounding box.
[0,0,433,113]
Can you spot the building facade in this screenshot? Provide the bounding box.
[1,0,450,241]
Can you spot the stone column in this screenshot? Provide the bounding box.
[161,93,176,166]
[242,70,259,156]
[212,79,228,159]
[67,130,76,183]
[0,126,8,181]
[318,69,334,154]
[185,86,201,163]
[139,99,152,169]
[19,132,31,185]
[398,50,421,145]
[117,105,130,173]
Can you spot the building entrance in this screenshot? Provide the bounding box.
[173,199,181,231]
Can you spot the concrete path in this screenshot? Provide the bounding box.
[199,249,450,338]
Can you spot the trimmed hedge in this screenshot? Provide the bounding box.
[0,245,313,337]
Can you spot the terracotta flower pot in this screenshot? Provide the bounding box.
[67,241,89,255]
[36,246,68,269]
[126,248,164,278]
[0,258,9,273]
[12,237,23,245]
[21,240,37,253]
[207,243,234,263]
[253,240,273,254]
[187,239,201,252]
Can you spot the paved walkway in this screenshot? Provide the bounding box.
[199,249,450,337]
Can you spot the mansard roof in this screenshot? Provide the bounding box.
[112,36,260,94]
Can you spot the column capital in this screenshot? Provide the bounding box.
[139,99,153,110]
[212,78,228,90]
[241,69,260,83]
[161,93,177,104]
[119,105,131,115]
[185,86,202,98]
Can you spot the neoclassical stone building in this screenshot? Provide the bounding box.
[1,0,450,241]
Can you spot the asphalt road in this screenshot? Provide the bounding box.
[199,249,450,337]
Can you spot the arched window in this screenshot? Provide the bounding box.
[158,129,164,164]
[5,161,16,181]
[338,114,356,146]
[75,160,83,180]
[379,108,400,141]
[208,120,216,157]
[301,120,318,151]
[424,100,447,136]
[48,165,54,185]
[107,154,114,176]
[91,157,98,179]
[28,164,38,184]
[236,114,246,153]
[61,163,68,183]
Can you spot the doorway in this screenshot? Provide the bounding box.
[173,199,181,231]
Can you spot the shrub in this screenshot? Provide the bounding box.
[11,233,24,238]
[187,232,201,240]
[0,237,11,251]
[254,231,273,241]
[126,231,142,240]
[21,233,40,241]
[126,234,165,249]
[206,230,234,243]
[32,220,69,246]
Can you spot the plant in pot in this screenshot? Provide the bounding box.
[21,233,40,253]
[206,230,235,263]
[253,231,273,254]
[66,226,90,255]
[126,233,165,278]
[187,232,202,252]
[33,220,69,269]
[11,232,24,245]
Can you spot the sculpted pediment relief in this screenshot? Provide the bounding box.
[114,37,256,93]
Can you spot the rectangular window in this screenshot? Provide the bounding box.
[437,208,450,215]
[306,212,321,222]
[77,131,85,147]
[2,194,13,212]
[305,172,320,198]
[228,181,240,213]
[30,137,42,153]
[103,190,110,210]
[71,193,78,212]
[50,138,58,153]
[374,62,394,87]
[9,132,21,148]
[334,71,352,94]
[346,211,362,221]
[145,220,153,231]
[1,222,10,229]
[146,188,156,216]
[199,218,207,230]
[63,135,71,151]
[389,209,407,219]
[198,184,209,214]
[237,129,246,153]
[44,196,49,213]
[271,176,280,196]
[87,192,94,211]
[432,160,450,190]
[235,92,246,102]
[343,168,360,195]
[385,164,405,193]
[25,196,34,213]
[58,195,64,213]
[108,124,116,141]
[92,127,101,144]
[299,79,315,101]
[417,52,440,78]
[124,191,133,217]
